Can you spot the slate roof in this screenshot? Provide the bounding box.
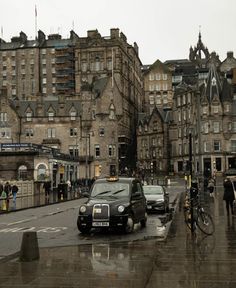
[14,98,82,117]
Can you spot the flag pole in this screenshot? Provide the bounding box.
[35,5,38,40]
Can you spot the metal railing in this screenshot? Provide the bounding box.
[0,187,81,213]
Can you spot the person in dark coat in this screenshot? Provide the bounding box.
[4,182,11,210]
[223,177,235,216]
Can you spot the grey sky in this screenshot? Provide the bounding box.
[1,0,235,64]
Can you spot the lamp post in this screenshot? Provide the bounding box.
[213,159,216,191]
[85,133,91,187]
[189,132,195,233]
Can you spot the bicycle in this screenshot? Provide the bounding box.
[183,192,215,235]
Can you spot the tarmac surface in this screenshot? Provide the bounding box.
[0,177,236,287]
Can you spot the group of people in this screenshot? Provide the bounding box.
[0,181,19,210]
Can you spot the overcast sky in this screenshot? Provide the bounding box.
[1,0,235,64]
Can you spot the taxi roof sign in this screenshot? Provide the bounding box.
[106,176,119,182]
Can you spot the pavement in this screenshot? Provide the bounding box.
[0,177,236,287]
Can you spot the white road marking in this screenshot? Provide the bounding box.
[7,216,38,226]
[0,226,67,233]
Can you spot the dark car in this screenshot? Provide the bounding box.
[143,185,169,213]
[77,176,147,234]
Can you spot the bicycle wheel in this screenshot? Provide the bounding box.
[196,209,215,235]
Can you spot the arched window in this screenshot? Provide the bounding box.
[37,164,47,180]
[18,165,28,180]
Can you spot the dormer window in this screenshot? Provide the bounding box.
[48,112,54,121]
[212,77,217,86]
[70,110,76,121]
[26,112,32,122]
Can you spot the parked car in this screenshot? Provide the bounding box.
[77,176,147,234]
[143,185,169,213]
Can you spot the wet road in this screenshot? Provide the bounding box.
[1,178,236,287]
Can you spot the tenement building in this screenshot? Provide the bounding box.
[0,28,143,182]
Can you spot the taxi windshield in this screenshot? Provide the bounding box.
[91,182,129,198]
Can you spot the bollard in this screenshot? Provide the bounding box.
[20,231,40,262]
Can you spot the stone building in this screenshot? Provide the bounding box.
[0,28,143,179]
[0,30,78,100]
[142,59,173,114]
[136,107,170,180]
[0,87,79,186]
[137,33,236,177]
[75,28,143,176]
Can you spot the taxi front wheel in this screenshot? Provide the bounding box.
[124,215,134,233]
[78,225,91,234]
[140,212,147,228]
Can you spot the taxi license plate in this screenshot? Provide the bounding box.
[92,222,109,227]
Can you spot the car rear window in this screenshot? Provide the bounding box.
[143,186,163,195]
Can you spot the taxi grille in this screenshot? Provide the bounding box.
[93,204,109,220]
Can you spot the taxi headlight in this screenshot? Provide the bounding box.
[80,205,87,213]
[118,205,125,213]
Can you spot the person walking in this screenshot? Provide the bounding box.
[223,177,235,216]
[207,177,215,197]
[11,183,19,209]
[4,181,11,211]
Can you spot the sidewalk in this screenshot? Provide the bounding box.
[0,182,236,287]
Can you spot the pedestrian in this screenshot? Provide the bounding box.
[4,181,11,210]
[66,179,71,192]
[1,189,7,210]
[223,177,235,216]
[0,181,3,208]
[11,183,18,203]
[0,181,3,194]
[43,181,51,197]
[207,177,215,197]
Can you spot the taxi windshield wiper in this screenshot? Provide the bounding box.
[112,189,125,195]
[94,190,111,196]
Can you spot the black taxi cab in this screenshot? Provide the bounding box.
[77,176,147,234]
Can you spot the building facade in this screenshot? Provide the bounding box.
[137,33,236,178]
[0,28,143,180]
[142,59,173,114]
